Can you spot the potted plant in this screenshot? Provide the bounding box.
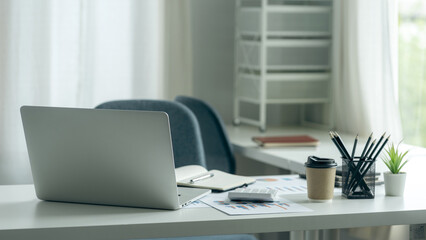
[382,142,409,196]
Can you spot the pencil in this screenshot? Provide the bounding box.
[372,135,390,160]
[329,132,348,159]
[367,132,386,159]
[351,134,358,160]
[333,131,351,160]
[363,139,376,160]
[349,139,375,190]
[360,132,373,159]
[351,135,391,192]
[329,132,369,192]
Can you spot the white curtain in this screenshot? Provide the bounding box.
[0,0,192,184]
[334,0,402,141]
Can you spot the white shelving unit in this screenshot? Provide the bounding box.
[233,0,334,131]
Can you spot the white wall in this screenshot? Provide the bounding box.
[190,0,301,126]
[190,0,236,123]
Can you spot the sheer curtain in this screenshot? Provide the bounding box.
[0,0,191,184]
[334,0,402,140]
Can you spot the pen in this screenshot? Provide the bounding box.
[190,173,214,184]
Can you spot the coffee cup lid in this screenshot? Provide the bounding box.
[305,156,337,168]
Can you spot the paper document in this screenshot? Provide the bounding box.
[187,175,339,213]
[201,192,312,215]
[249,175,341,194]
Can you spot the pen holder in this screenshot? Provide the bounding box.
[342,157,375,199]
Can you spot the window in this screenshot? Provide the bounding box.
[399,0,426,146]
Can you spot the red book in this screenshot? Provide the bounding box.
[252,135,319,147]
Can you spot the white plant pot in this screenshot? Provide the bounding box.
[383,172,406,196]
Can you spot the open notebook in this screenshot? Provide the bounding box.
[175,165,256,191]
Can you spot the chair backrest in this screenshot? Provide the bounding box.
[175,96,236,174]
[95,100,207,169]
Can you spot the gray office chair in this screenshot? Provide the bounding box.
[95,99,256,240]
[95,99,207,168]
[175,96,236,174]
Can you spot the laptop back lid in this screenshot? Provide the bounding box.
[21,106,180,210]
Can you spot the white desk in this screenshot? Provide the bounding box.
[2,126,426,239]
[1,183,426,240]
[227,124,426,238]
[227,125,426,176]
[226,125,420,176]
[227,125,352,174]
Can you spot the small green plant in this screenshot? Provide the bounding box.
[382,142,409,174]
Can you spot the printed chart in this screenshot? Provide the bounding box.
[251,175,308,194]
[251,175,341,194]
[187,175,338,213]
[201,193,312,215]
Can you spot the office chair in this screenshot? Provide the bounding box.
[95,99,207,168]
[175,96,236,174]
[95,99,256,240]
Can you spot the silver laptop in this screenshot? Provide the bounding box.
[20,106,211,210]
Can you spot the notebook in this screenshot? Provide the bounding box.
[20,106,211,210]
[252,135,319,147]
[175,165,256,191]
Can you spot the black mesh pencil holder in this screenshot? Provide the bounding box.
[342,157,375,199]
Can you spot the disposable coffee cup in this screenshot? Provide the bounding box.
[305,156,337,201]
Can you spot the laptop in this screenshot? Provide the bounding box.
[20,106,211,210]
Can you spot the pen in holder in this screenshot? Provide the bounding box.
[342,157,375,199]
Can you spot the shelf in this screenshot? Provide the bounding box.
[266,72,330,81]
[234,0,334,130]
[238,72,330,82]
[239,7,260,13]
[266,98,329,104]
[238,5,331,41]
[266,6,331,13]
[266,39,331,47]
[238,97,261,104]
[239,31,331,38]
[239,64,331,71]
[238,117,260,126]
[240,6,331,14]
[237,97,329,104]
[239,39,331,47]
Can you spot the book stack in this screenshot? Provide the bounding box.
[334,166,382,187]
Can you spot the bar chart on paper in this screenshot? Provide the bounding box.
[201,194,312,215]
[215,201,290,210]
[251,175,341,194]
[255,176,308,194]
[251,175,309,194]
